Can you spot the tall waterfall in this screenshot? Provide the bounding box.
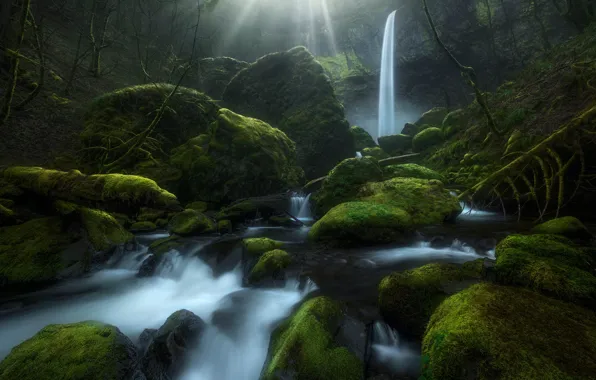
[378,10,397,139]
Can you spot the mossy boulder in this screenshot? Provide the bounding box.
[243,237,284,257]
[217,219,232,234]
[185,201,209,213]
[350,126,376,151]
[193,57,250,99]
[216,199,258,222]
[0,204,15,226]
[401,122,417,136]
[262,296,363,380]
[383,163,444,182]
[149,235,184,256]
[495,234,596,306]
[313,157,383,215]
[170,108,304,202]
[137,207,168,223]
[222,46,355,179]
[79,207,133,251]
[357,177,461,225]
[531,216,592,241]
[168,209,215,236]
[377,134,412,155]
[379,261,484,338]
[412,127,443,152]
[415,107,449,127]
[361,147,389,159]
[442,108,469,138]
[248,249,292,285]
[421,283,596,379]
[0,321,139,380]
[130,221,157,232]
[308,202,412,246]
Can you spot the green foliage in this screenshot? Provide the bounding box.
[383,164,445,182]
[168,209,215,236]
[242,238,283,257]
[262,296,362,380]
[248,249,291,284]
[422,283,596,379]
[308,201,412,246]
[0,321,136,380]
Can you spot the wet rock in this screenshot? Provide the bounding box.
[531,216,593,242]
[138,328,158,354]
[401,123,417,136]
[354,259,376,269]
[142,309,206,380]
[248,249,291,287]
[137,254,158,278]
[429,236,448,249]
[211,290,262,340]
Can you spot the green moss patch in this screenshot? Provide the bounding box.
[350,126,376,151]
[80,208,133,251]
[531,216,592,241]
[412,127,443,152]
[383,163,445,182]
[248,249,292,284]
[415,107,448,126]
[242,238,283,257]
[149,235,184,256]
[168,209,215,236]
[361,147,389,159]
[378,134,412,155]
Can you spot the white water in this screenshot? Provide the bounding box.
[378,10,397,139]
[290,193,313,222]
[372,322,420,374]
[369,240,494,265]
[356,151,363,159]
[0,244,316,380]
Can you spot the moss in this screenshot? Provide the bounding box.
[308,201,412,246]
[242,237,283,257]
[357,177,461,225]
[313,157,383,215]
[361,147,389,159]
[377,134,412,155]
[383,163,445,182]
[379,261,484,337]
[0,204,15,218]
[80,208,133,251]
[149,235,184,256]
[2,166,180,211]
[216,200,258,222]
[415,107,449,126]
[130,221,157,232]
[155,218,169,228]
[0,217,79,285]
[442,109,469,138]
[412,127,443,152]
[217,219,232,234]
[349,126,376,151]
[168,209,215,236]
[0,198,14,208]
[248,249,292,284]
[262,296,362,380]
[0,321,136,380]
[0,179,22,198]
[531,216,592,241]
[269,215,300,227]
[421,283,596,379]
[185,201,209,212]
[136,207,167,222]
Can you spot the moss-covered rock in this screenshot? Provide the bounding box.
[357,177,461,225]
[350,126,376,151]
[242,238,283,257]
[0,321,139,380]
[383,163,445,182]
[313,157,383,215]
[149,235,184,256]
[379,261,484,337]
[137,207,167,223]
[80,208,133,251]
[531,216,592,241]
[217,219,232,234]
[421,283,596,379]
[377,134,412,155]
[361,147,389,159]
[495,234,596,306]
[308,201,412,246]
[2,166,180,212]
[248,249,292,284]
[262,296,363,380]
[130,221,157,232]
[415,107,449,127]
[0,204,15,226]
[412,127,443,152]
[170,108,304,202]
[193,57,250,100]
[222,46,354,179]
[442,108,469,138]
[401,122,417,136]
[216,200,258,222]
[0,178,22,199]
[185,201,209,213]
[168,209,215,236]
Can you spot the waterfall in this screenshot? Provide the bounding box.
[371,321,420,375]
[355,151,363,159]
[378,10,397,139]
[290,193,313,221]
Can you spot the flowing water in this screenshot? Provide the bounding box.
[378,10,398,139]
[289,193,314,223]
[372,322,420,375]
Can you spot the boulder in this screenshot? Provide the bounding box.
[382,163,444,182]
[242,238,284,257]
[350,126,376,151]
[361,147,389,160]
[377,134,412,155]
[194,57,250,99]
[222,46,354,178]
[142,310,206,380]
[0,321,140,380]
[442,108,469,138]
[412,127,443,152]
[248,249,292,286]
[531,216,592,241]
[414,107,448,126]
[421,283,596,379]
[130,221,157,233]
[401,122,417,136]
[168,209,215,236]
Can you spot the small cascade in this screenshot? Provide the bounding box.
[297,193,312,220]
[378,10,398,139]
[290,193,313,222]
[371,321,420,375]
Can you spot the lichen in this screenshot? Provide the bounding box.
[421,283,596,379]
[248,249,291,284]
[242,237,283,257]
[168,209,215,236]
[262,296,362,380]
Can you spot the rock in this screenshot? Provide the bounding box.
[194,57,250,99]
[309,202,412,246]
[382,164,444,182]
[0,321,140,380]
[442,108,469,138]
[401,122,417,136]
[429,235,448,249]
[412,127,443,152]
[148,235,184,256]
[313,157,383,215]
[242,237,284,257]
[80,207,134,251]
[185,201,209,212]
[494,234,596,306]
[169,108,304,203]
[361,147,389,159]
[137,254,158,277]
[357,177,462,225]
[222,46,354,179]
[531,216,593,241]
[421,283,596,379]
[261,296,363,380]
[377,134,412,156]
[216,199,259,222]
[248,249,292,286]
[130,221,157,233]
[138,328,158,354]
[0,203,16,226]
[217,219,233,234]
[268,215,301,228]
[211,290,264,339]
[136,208,168,223]
[414,107,448,127]
[378,261,483,338]
[142,309,206,380]
[350,126,377,151]
[168,209,215,236]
